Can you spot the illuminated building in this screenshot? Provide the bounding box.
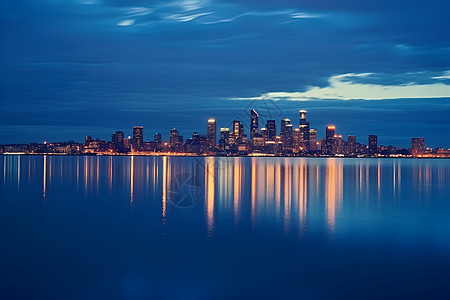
[332,135,343,155]
[132,126,144,151]
[326,126,335,140]
[112,131,124,151]
[348,135,356,155]
[368,135,378,155]
[207,119,217,148]
[293,128,301,153]
[123,137,131,150]
[233,120,243,142]
[280,118,293,153]
[169,128,184,152]
[261,128,268,142]
[411,137,425,156]
[309,129,317,152]
[220,128,230,144]
[250,109,259,139]
[323,125,336,155]
[299,110,310,150]
[266,120,276,141]
[154,133,162,144]
[251,134,264,151]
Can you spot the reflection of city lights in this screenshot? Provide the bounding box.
[206,157,215,237]
[43,155,47,201]
[130,156,134,204]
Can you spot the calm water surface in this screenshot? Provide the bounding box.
[1,156,450,300]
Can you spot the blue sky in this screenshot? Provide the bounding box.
[1,0,449,147]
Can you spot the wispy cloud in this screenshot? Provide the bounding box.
[117,19,135,26]
[165,12,213,22]
[232,72,450,101]
[432,70,450,80]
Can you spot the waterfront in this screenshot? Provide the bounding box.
[1,156,449,299]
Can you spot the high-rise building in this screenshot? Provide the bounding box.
[293,128,301,153]
[207,119,216,148]
[411,137,425,156]
[154,133,162,144]
[368,135,378,155]
[123,137,131,150]
[280,118,293,153]
[326,126,335,140]
[250,109,259,139]
[220,128,230,142]
[348,135,356,155]
[299,110,310,150]
[112,131,124,151]
[323,125,336,155]
[266,120,276,141]
[261,128,268,141]
[169,128,182,151]
[332,135,343,155]
[132,126,144,151]
[299,110,307,125]
[309,129,317,151]
[233,120,243,142]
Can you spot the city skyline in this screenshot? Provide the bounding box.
[1,108,448,158]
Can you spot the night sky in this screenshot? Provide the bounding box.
[1,0,449,148]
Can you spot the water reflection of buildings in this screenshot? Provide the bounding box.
[2,155,448,238]
[325,159,343,234]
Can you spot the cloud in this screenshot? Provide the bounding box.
[233,72,450,101]
[117,19,135,26]
[432,70,450,80]
[165,12,213,22]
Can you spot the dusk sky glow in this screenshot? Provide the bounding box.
[1,0,449,147]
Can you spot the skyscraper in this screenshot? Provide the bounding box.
[309,129,317,151]
[299,110,310,150]
[368,135,378,155]
[154,133,162,144]
[280,118,293,153]
[266,120,276,141]
[326,126,335,140]
[169,128,179,149]
[132,126,144,151]
[233,120,243,142]
[324,125,336,155]
[250,109,259,139]
[293,128,301,153]
[348,135,356,155]
[220,128,230,142]
[112,131,124,151]
[207,119,216,148]
[299,110,307,125]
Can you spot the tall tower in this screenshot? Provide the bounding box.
[250,109,259,139]
[324,125,336,155]
[326,126,335,140]
[281,118,293,153]
[112,131,124,151]
[233,120,243,142]
[132,126,144,151]
[207,119,216,147]
[299,110,307,125]
[266,120,276,141]
[299,110,310,150]
[348,135,356,155]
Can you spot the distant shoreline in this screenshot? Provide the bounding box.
[1,153,448,159]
